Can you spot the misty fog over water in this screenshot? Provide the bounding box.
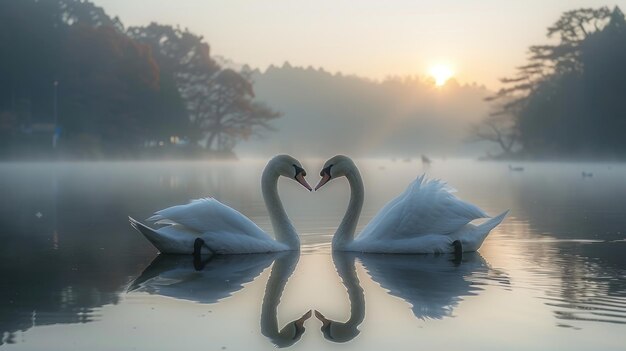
[236,65,491,157]
[3,1,626,350]
[1,159,625,350]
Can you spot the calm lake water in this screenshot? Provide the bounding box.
[1,158,625,350]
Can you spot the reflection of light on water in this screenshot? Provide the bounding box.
[52,230,59,250]
[483,216,626,328]
[159,175,182,189]
[2,159,626,349]
[359,252,509,321]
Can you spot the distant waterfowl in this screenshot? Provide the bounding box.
[129,155,312,254]
[508,164,524,172]
[315,155,508,254]
[421,154,432,166]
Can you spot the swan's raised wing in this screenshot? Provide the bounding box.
[148,198,272,240]
[359,175,488,240]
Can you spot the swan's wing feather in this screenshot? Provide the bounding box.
[200,232,289,254]
[396,177,487,237]
[360,176,487,240]
[357,176,417,240]
[149,198,272,240]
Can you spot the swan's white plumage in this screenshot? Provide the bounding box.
[131,198,289,254]
[358,176,488,241]
[329,165,508,253]
[129,155,305,254]
[148,198,273,241]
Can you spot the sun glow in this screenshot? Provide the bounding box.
[429,64,454,86]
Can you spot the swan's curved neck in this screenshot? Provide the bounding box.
[262,166,299,249]
[333,167,364,249]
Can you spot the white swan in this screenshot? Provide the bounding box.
[129,155,312,254]
[314,155,508,253]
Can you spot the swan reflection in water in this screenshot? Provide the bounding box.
[360,252,508,320]
[314,251,508,343]
[128,251,311,348]
[128,253,277,303]
[129,250,507,346]
[261,252,312,348]
[314,252,365,343]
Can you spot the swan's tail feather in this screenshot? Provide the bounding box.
[129,216,142,228]
[478,210,509,233]
[146,214,162,222]
[461,210,508,252]
[154,219,177,226]
[129,216,164,250]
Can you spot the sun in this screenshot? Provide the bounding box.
[429,64,454,86]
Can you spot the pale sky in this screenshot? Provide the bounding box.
[96,0,626,88]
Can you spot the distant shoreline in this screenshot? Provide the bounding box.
[0,151,239,162]
[478,153,626,163]
[2,154,626,163]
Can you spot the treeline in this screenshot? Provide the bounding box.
[475,6,626,159]
[0,0,279,159]
[243,63,491,157]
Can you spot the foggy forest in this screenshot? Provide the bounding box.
[2,1,625,160]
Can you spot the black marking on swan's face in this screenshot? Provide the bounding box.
[320,165,333,179]
[293,164,306,178]
[292,164,313,191]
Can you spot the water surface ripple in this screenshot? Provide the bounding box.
[1,159,625,350]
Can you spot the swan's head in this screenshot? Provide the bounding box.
[315,155,356,191]
[272,310,312,347]
[314,310,360,343]
[269,154,312,191]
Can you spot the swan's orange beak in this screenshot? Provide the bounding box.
[315,174,331,191]
[296,173,312,191]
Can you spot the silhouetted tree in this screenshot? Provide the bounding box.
[0,0,183,156]
[0,0,280,158]
[468,111,518,156]
[194,69,280,151]
[485,6,626,158]
[129,24,281,153]
[61,24,162,153]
